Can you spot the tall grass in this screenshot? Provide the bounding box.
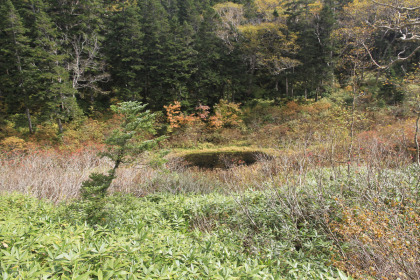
[0,148,104,202]
[0,121,415,201]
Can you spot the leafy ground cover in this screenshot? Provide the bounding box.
[1,192,349,280]
[1,163,419,279]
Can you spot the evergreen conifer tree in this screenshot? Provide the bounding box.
[0,0,38,133]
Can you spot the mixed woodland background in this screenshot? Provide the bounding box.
[0,0,419,139]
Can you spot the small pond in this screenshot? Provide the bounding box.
[181,150,272,169]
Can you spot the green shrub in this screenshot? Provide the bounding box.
[79,101,166,224]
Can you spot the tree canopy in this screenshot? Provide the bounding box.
[0,0,419,132]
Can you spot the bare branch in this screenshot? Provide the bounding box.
[364,44,420,69]
[362,43,386,69]
[370,0,420,12]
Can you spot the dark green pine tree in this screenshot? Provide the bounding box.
[23,0,80,133]
[285,0,336,100]
[156,0,203,107]
[136,0,172,107]
[161,18,198,107]
[191,4,248,105]
[316,3,336,90]
[176,0,198,26]
[105,1,145,101]
[0,0,38,133]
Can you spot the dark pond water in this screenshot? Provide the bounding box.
[183,151,272,169]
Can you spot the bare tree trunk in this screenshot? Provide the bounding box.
[291,68,295,98]
[330,133,336,180]
[348,67,357,176]
[57,118,63,134]
[347,94,356,176]
[247,67,255,97]
[291,83,294,98]
[285,76,289,97]
[25,107,34,134]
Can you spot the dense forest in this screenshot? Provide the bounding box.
[0,0,419,135]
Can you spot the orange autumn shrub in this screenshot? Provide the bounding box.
[195,104,210,120]
[164,101,210,147]
[301,99,332,115]
[208,112,224,130]
[165,100,242,131]
[282,101,301,119]
[354,118,419,165]
[164,101,198,129]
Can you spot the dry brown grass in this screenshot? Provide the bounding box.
[0,116,417,205]
[0,146,228,202]
[1,147,107,202]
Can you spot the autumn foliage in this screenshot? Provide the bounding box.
[331,200,420,280]
[164,100,242,131]
[164,101,198,129]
